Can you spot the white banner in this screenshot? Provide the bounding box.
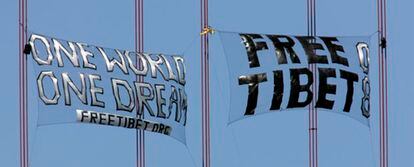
[27,33,188,144]
[219,31,371,126]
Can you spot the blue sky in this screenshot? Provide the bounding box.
[0,0,413,167]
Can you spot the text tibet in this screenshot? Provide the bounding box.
[28,34,188,133]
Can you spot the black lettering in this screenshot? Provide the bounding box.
[315,68,337,109]
[90,112,98,123]
[270,70,284,110]
[340,70,358,112]
[143,121,150,130]
[238,73,268,115]
[152,124,159,132]
[108,114,115,126]
[296,36,328,64]
[266,35,301,64]
[135,119,143,129]
[116,116,123,126]
[164,126,171,135]
[98,113,106,124]
[80,110,88,122]
[128,118,135,128]
[287,68,313,108]
[158,124,165,133]
[123,117,128,128]
[320,37,349,66]
[240,34,269,68]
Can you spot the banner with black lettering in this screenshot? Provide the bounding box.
[27,33,187,144]
[218,31,371,126]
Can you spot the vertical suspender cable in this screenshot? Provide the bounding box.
[313,1,318,167]
[135,0,145,167]
[376,0,382,166]
[384,0,388,165]
[307,0,311,166]
[19,0,28,166]
[378,0,388,166]
[206,0,210,165]
[25,2,28,166]
[200,1,204,166]
[307,0,318,167]
[19,1,22,167]
[306,2,312,167]
[201,0,210,167]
